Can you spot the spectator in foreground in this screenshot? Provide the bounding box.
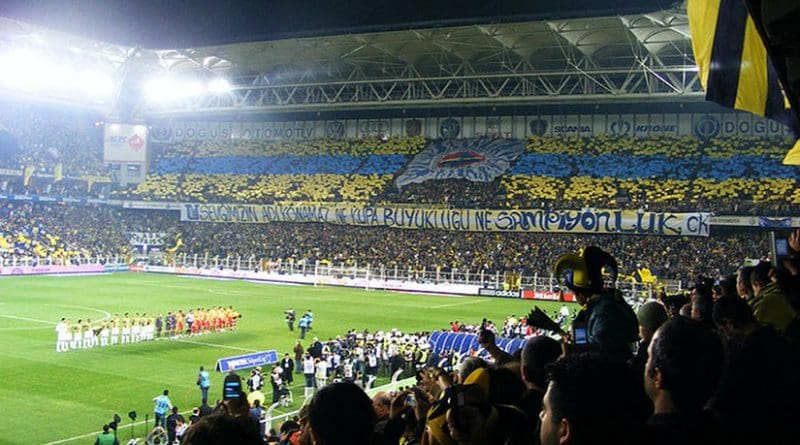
[308,382,376,445]
[518,336,561,422]
[644,317,723,445]
[181,412,262,445]
[712,296,800,445]
[539,353,649,445]
[631,301,668,377]
[554,246,639,360]
[749,262,796,333]
[166,406,186,445]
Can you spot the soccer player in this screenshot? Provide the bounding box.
[82,318,94,349]
[55,318,69,352]
[144,314,155,341]
[175,311,184,338]
[72,319,82,349]
[110,314,120,345]
[99,321,110,347]
[131,313,141,343]
[185,310,195,335]
[121,313,131,344]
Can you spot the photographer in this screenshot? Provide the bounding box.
[93,424,118,445]
[554,246,639,360]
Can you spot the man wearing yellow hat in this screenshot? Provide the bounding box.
[554,246,639,360]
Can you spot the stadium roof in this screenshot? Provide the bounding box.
[0,3,701,116]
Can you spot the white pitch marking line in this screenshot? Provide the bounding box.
[430,299,491,309]
[175,338,259,352]
[0,314,55,324]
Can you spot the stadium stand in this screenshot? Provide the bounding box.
[0,200,771,284]
[102,135,800,214]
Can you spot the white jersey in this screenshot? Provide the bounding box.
[315,361,329,379]
[303,358,315,374]
[56,322,69,340]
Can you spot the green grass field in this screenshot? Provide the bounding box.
[0,272,567,445]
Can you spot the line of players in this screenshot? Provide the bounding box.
[54,306,242,352]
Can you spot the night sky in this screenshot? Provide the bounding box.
[0,0,674,48]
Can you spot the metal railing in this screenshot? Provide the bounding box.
[156,253,682,299]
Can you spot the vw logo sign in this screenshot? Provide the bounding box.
[609,119,631,136]
[326,121,345,138]
[439,118,461,138]
[528,119,548,136]
[693,116,721,140]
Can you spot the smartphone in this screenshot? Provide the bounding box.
[406,394,416,407]
[223,380,242,400]
[770,231,790,267]
[573,327,588,345]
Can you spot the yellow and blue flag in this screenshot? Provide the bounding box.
[688,0,800,164]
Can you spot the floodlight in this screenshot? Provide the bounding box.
[80,70,114,98]
[145,76,205,102]
[144,77,176,102]
[208,78,232,94]
[179,79,205,97]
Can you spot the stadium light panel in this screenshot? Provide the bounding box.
[145,76,206,102]
[144,77,177,102]
[208,78,232,94]
[0,50,51,91]
[80,70,115,98]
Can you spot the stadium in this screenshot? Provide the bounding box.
[0,0,799,444]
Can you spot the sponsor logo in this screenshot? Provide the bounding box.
[528,119,548,136]
[150,126,172,143]
[127,134,145,151]
[552,125,591,135]
[609,119,632,136]
[439,118,461,138]
[405,119,422,137]
[437,151,485,169]
[184,204,200,221]
[358,120,389,136]
[478,288,520,298]
[693,116,721,139]
[326,121,345,138]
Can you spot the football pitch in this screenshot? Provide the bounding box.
[0,273,565,445]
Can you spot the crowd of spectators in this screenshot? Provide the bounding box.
[108,135,800,215]
[0,102,107,177]
[0,201,772,284]
[0,103,796,215]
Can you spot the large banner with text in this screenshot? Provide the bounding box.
[180,203,710,237]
